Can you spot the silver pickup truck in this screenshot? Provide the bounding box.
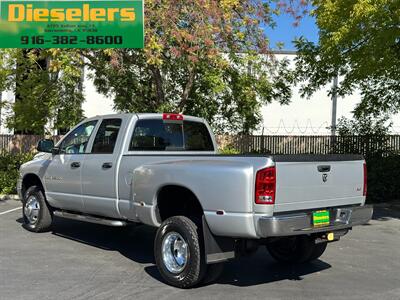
[18,113,373,288]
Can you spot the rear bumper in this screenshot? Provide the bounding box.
[257,205,373,238]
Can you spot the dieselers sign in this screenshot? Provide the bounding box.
[0,0,144,48]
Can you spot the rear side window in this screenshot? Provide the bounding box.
[129,119,214,151]
[92,119,122,154]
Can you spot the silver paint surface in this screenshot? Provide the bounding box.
[19,113,367,239]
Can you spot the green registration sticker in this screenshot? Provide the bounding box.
[313,210,330,227]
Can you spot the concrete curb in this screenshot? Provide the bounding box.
[0,195,20,201]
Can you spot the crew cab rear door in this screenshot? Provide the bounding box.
[81,117,127,219]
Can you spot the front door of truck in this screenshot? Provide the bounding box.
[44,120,98,212]
[81,117,124,218]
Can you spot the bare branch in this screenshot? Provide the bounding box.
[178,66,195,113]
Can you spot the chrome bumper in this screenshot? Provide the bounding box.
[257,205,373,238]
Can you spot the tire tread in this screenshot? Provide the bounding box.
[154,216,206,288]
[22,186,53,233]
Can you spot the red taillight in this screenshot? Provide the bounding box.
[163,113,184,121]
[363,162,367,197]
[255,167,276,205]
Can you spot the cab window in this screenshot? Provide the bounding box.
[60,120,97,154]
[91,119,122,154]
[129,119,214,151]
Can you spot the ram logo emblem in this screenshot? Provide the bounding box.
[322,174,328,183]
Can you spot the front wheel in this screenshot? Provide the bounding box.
[22,186,53,232]
[154,216,206,288]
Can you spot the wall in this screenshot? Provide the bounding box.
[82,70,116,118]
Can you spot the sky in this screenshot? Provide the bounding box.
[264,12,319,51]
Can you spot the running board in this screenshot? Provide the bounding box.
[54,211,127,227]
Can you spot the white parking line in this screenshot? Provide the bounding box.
[0,207,21,216]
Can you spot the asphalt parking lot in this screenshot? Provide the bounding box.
[1,199,399,300]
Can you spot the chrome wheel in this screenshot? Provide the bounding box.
[162,232,189,274]
[24,196,40,225]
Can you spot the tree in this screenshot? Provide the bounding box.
[337,115,392,137]
[1,1,306,134]
[295,0,400,118]
[0,49,84,135]
[335,114,392,159]
[82,0,301,133]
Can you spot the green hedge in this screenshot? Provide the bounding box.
[366,155,400,203]
[219,147,241,155]
[0,152,35,195]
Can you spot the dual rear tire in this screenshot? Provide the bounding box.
[266,236,328,264]
[154,216,224,289]
[21,188,222,288]
[21,189,326,287]
[154,217,328,288]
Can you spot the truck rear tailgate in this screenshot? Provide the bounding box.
[273,155,366,213]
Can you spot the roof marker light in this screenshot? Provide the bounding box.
[163,113,184,121]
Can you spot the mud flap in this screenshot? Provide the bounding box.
[202,216,235,264]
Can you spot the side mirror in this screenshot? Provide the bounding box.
[51,147,61,155]
[37,139,54,153]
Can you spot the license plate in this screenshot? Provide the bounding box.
[313,210,330,227]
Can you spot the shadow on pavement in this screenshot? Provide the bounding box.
[145,257,331,288]
[372,205,400,221]
[50,217,156,264]
[27,216,332,288]
[217,258,330,287]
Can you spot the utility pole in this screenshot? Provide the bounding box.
[330,75,339,152]
[331,76,338,136]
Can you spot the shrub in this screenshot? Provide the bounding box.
[366,155,400,203]
[0,151,35,194]
[219,147,240,155]
[336,115,399,203]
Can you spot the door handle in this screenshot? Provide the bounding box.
[71,162,81,169]
[102,162,113,169]
[318,165,331,173]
